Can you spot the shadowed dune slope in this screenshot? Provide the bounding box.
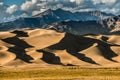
[0,29,120,67]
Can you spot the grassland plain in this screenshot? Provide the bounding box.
[0,67,120,80]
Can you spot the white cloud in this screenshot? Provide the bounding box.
[6,5,18,14]
[0,2,3,6]
[101,8,119,14]
[0,1,20,23]
[101,0,116,4]
[32,0,37,4]
[92,0,116,5]
[19,0,120,16]
[70,0,75,2]
[21,1,37,11]
[75,0,84,5]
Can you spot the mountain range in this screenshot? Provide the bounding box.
[0,9,115,32]
[47,15,120,35]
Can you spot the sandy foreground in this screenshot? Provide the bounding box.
[0,28,120,68]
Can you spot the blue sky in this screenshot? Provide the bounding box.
[3,0,25,6]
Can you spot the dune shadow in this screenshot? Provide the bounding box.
[44,33,119,64]
[67,51,98,64]
[97,44,118,62]
[2,37,32,48]
[2,37,33,63]
[11,30,29,37]
[8,46,33,63]
[101,36,109,42]
[37,49,62,65]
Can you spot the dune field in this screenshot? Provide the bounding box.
[0,29,120,68]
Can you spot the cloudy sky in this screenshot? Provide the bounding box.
[0,0,120,22]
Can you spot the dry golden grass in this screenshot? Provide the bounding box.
[0,67,120,80]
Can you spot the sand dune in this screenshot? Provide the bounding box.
[0,51,16,65]
[0,29,120,67]
[23,29,65,49]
